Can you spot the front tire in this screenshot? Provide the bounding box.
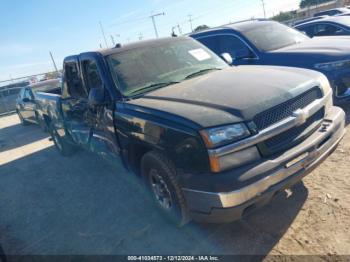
[49,122,77,157]
[141,151,190,226]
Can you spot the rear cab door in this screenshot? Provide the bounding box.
[60,56,91,147]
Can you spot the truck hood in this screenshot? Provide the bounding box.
[272,36,350,57]
[125,66,323,128]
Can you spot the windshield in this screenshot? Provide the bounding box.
[107,38,228,97]
[242,22,310,52]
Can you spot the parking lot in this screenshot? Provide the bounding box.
[0,106,349,256]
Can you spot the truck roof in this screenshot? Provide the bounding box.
[71,36,192,58]
[190,19,273,36]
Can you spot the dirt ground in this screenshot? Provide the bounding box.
[0,105,350,257]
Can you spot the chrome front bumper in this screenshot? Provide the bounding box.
[183,106,345,220]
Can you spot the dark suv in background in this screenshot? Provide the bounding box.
[190,19,350,103]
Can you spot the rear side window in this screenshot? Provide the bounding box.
[83,60,103,92]
[63,62,86,99]
[198,35,252,59]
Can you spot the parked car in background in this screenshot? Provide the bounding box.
[16,78,61,130]
[42,37,345,225]
[190,19,350,103]
[313,8,350,17]
[293,16,329,26]
[295,16,350,37]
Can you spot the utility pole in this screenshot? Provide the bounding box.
[150,12,165,38]
[99,21,108,48]
[261,0,266,18]
[110,35,116,46]
[49,51,58,73]
[188,14,194,32]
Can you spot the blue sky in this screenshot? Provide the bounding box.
[0,0,300,81]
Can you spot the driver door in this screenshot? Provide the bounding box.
[81,55,118,159]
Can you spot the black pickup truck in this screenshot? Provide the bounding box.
[45,37,345,225]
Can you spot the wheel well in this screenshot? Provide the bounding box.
[127,143,152,176]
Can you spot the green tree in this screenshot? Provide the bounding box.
[272,11,296,22]
[194,25,210,32]
[300,0,333,8]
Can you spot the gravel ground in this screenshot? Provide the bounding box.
[0,106,349,257]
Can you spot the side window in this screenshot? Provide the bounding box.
[199,35,252,59]
[83,60,103,92]
[63,62,86,99]
[313,24,344,36]
[217,35,251,59]
[297,25,315,37]
[197,36,221,55]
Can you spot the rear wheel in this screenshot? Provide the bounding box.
[49,122,77,157]
[141,151,190,226]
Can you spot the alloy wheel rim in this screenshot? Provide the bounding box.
[149,169,173,210]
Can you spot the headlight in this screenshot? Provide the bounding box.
[200,123,250,148]
[314,60,350,71]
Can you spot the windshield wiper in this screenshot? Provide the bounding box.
[184,68,222,80]
[128,81,180,96]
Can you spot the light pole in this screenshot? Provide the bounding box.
[150,12,165,38]
[49,51,58,73]
[261,0,266,18]
[110,35,116,46]
[188,15,194,32]
[99,21,108,48]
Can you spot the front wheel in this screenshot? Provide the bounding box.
[49,123,77,157]
[141,151,190,226]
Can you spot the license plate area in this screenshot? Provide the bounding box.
[285,152,309,169]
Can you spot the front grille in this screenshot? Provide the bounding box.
[260,108,325,157]
[254,87,323,130]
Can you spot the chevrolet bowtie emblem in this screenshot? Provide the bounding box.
[293,109,309,126]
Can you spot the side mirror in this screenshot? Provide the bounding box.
[22,97,31,103]
[220,53,233,65]
[88,88,105,107]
